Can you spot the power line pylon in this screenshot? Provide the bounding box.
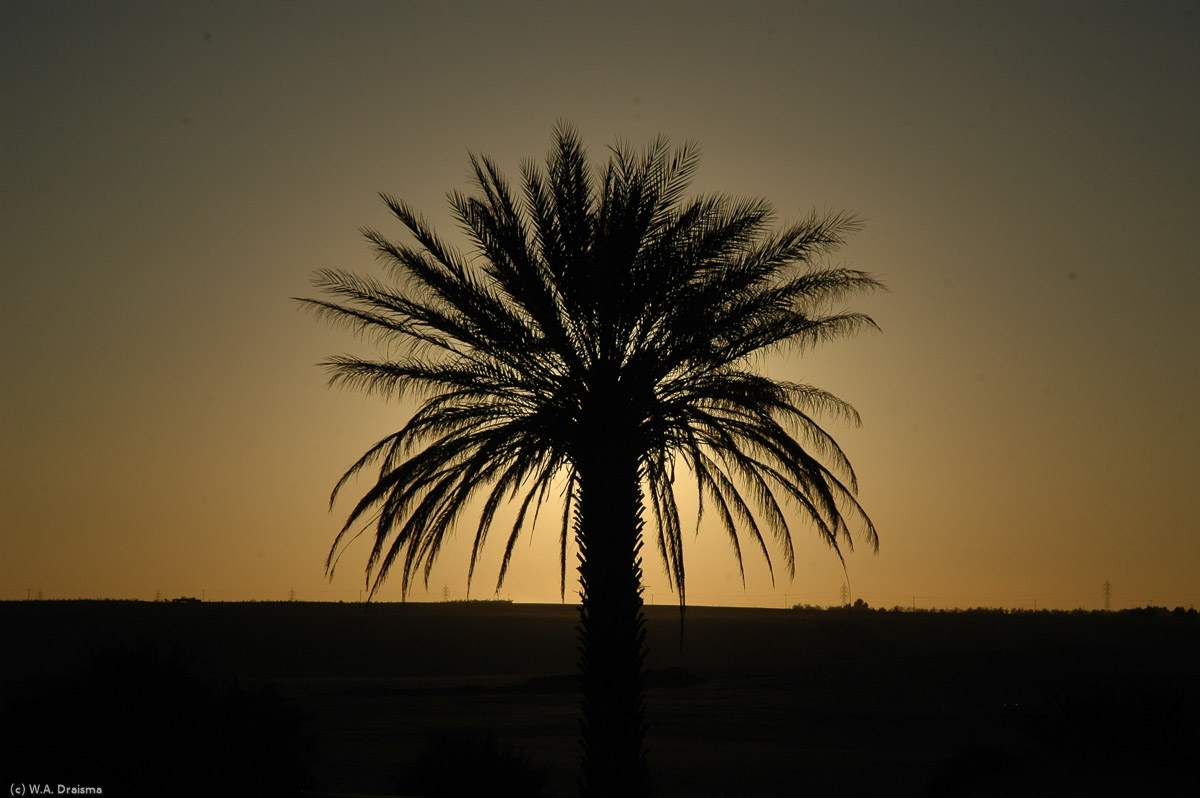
[1103,578,1113,612]
[839,584,850,606]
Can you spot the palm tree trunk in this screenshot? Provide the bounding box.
[574,443,652,798]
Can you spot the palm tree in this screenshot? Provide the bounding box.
[299,123,880,797]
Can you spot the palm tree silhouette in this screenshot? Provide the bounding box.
[299,123,880,797]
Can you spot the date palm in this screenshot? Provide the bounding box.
[299,124,880,797]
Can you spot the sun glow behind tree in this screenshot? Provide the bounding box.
[300,124,880,795]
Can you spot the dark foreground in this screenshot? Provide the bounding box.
[2,600,1197,797]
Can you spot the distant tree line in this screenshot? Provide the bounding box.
[791,602,1198,617]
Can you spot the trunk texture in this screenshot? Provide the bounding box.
[574,435,652,798]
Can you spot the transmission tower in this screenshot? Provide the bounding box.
[288,587,297,602]
[1103,578,1113,612]
[839,584,851,606]
[441,584,450,602]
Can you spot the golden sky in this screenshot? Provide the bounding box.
[3,0,1197,610]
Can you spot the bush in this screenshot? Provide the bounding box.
[930,678,1199,797]
[396,730,551,798]
[0,639,319,797]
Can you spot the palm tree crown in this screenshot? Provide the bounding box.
[301,124,880,606]
[302,124,881,796]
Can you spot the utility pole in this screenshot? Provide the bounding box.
[1103,578,1113,612]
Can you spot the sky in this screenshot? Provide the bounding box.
[3,0,1198,610]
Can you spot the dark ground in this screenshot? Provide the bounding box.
[2,600,1197,797]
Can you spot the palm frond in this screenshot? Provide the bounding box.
[300,125,880,606]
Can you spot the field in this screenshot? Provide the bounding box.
[3,600,1197,797]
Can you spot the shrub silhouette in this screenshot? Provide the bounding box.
[0,639,318,797]
[395,730,551,798]
[929,678,1199,797]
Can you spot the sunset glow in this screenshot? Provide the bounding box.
[3,1,1197,611]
